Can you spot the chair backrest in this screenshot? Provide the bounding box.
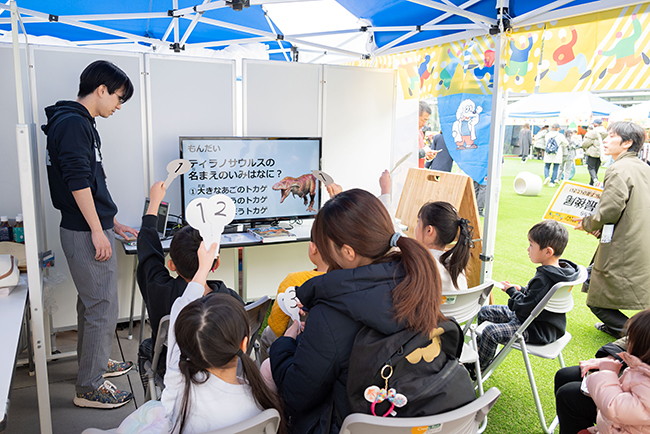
[245,296,272,355]
[201,408,281,434]
[151,314,171,371]
[339,387,501,434]
[544,265,588,314]
[441,282,493,334]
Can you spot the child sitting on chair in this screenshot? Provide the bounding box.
[476,220,580,370]
[136,181,243,393]
[258,240,328,361]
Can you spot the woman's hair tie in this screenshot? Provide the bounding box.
[389,232,403,247]
[458,218,474,247]
[236,348,244,357]
[459,218,470,227]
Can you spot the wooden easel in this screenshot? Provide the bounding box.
[396,168,483,288]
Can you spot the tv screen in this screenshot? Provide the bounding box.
[180,137,322,225]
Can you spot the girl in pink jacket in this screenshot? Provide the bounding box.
[582,309,650,434]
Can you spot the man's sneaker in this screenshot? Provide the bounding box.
[104,359,134,378]
[74,380,132,409]
[549,182,556,187]
[543,177,550,185]
[595,322,623,339]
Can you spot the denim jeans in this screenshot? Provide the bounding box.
[544,163,560,182]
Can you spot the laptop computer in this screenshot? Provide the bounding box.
[143,198,170,239]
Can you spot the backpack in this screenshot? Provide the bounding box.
[546,136,559,154]
[347,319,476,418]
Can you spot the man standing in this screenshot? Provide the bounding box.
[518,123,532,162]
[418,101,436,168]
[582,119,608,185]
[427,133,452,172]
[543,123,568,188]
[42,60,138,408]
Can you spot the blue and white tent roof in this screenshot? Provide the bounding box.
[0,0,637,63]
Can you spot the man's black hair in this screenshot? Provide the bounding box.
[528,220,569,257]
[78,60,134,102]
[169,226,218,280]
[608,121,646,154]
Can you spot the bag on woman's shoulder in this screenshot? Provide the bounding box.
[347,319,476,418]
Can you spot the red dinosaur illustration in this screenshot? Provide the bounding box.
[272,174,317,212]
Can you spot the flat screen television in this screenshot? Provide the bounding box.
[180,137,322,226]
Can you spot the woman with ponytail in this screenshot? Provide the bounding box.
[269,189,462,434]
[415,201,472,291]
[162,242,285,434]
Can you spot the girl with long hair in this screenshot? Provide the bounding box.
[162,242,285,434]
[415,201,472,291]
[269,189,461,434]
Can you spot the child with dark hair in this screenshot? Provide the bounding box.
[555,308,650,434]
[136,181,243,393]
[476,220,580,370]
[161,242,285,434]
[416,201,472,291]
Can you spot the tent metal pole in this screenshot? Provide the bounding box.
[481,31,506,284]
[197,16,277,38]
[261,7,290,62]
[378,29,485,56]
[406,0,496,26]
[173,0,179,44]
[510,0,578,25]
[306,32,366,64]
[54,12,169,21]
[286,29,360,38]
[162,20,174,42]
[513,0,639,26]
[187,36,271,49]
[179,0,211,46]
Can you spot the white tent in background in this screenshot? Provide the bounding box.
[609,101,650,126]
[507,91,621,122]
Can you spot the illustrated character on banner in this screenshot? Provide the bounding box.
[418,54,434,89]
[452,99,482,150]
[471,42,496,88]
[439,49,462,91]
[505,33,533,85]
[597,13,650,80]
[540,26,591,82]
[400,63,420,97]
[272,173,317,212]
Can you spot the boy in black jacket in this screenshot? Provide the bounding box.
[136,181,243,392]
[476,220,580,370]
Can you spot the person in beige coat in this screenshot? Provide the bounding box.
[575,121,650,338]
[582,119,608,185]
[543,123,568,187]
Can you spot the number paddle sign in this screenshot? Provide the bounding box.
[163,158,191,189]
[186,194,236,256]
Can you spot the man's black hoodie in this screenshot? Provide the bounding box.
[42,101,117,231]
[505,259,581,344]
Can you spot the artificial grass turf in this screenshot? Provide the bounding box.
[481,156,639,433]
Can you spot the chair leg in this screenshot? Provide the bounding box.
[519,338,557,434]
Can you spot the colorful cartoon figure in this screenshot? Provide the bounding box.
[472,43,496,87]
[542,26,591,81]
[400,63,420,97]
[418,54,432,88]
[505,33,533,82]
[597,13,650,79]
[272,173,317,212]
[439,49,461,90]
[452,99,482,150]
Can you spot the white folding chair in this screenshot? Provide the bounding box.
[144,314,170,402]
[339,387,501,434]
[245,296,272,366]
[81,408,281,434]
[473,265,588,434]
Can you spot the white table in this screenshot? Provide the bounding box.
[0,275,29,431]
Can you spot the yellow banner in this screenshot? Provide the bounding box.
[502,27,544,94]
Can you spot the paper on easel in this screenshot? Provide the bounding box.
[163,159,191,189]
[276,286,301,323]
[542,181,603,226]
[186,195,236,257]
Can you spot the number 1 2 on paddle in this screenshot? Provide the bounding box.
[186,195,236,256]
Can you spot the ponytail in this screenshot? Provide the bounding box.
[313,189,444,335]
[418,201,473,289]
[239,352,287,434]
[174,356,210,434]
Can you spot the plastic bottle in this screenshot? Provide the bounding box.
[13,214,24,244]
[0,216,12,242]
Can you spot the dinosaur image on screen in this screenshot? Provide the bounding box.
[272,174,317,212]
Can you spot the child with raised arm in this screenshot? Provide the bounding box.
[136,181,243,392]
[415,201,472,291]
[476,220,580,370]
[161,242,285,434]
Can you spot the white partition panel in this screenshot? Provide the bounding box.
[322,66,396,195]
[31,46,146,329]
[0,44,29,219]
[243,60,321,137]
[146,55,236,217]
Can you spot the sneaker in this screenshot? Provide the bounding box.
[549,182,555,187]
[104,359,134,378]
[543,177,550,185]
[595,323,623,338]
[74,380,132,409]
